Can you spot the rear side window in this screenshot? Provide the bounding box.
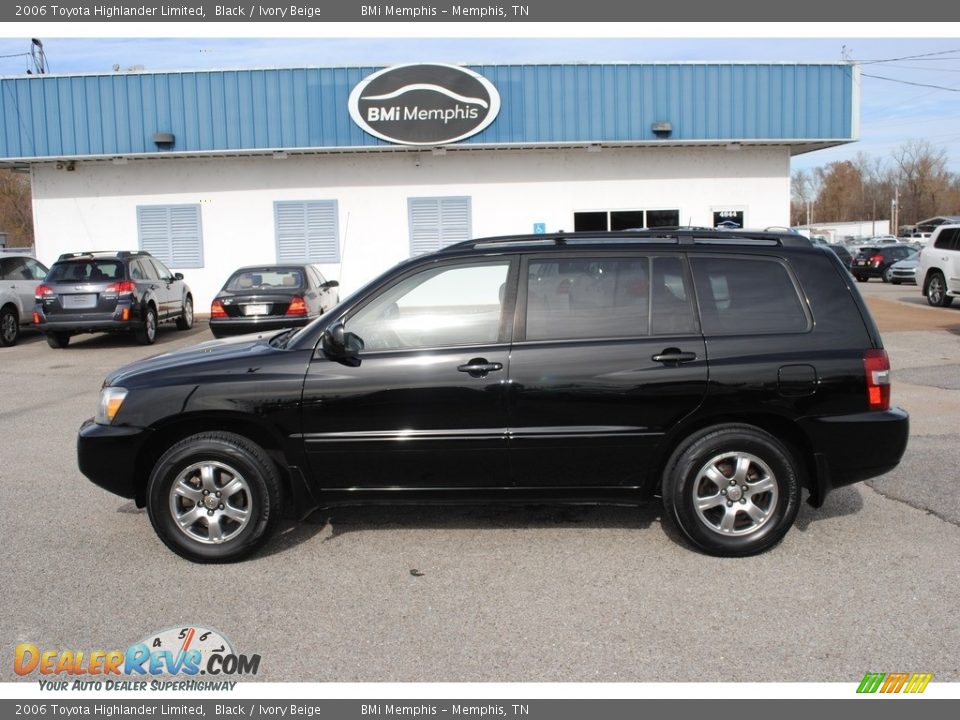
[691,256,809,335]
[524,256,697,341]
[47,260,124,283]
[934,228,959,250]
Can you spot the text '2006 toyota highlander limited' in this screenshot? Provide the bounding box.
[77,230,909,562]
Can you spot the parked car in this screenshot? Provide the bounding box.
[209,265,339,338]
[77,229,909,562]
[888,250,920,285]
[919,223,960,307]
[0,251,49,346]
[851,245,915,282]
[34,250,193,348]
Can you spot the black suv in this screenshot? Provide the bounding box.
[35,250,194,347]
[851,244,914,283]
[77,230,909,562]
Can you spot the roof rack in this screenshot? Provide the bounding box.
[443,229,813,252]
[57,250,153,261]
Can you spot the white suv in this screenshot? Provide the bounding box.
[919,224,960,307]
[0,251,49,346]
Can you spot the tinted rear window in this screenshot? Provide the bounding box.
[47,260,124,283]
[225,268,305,291]
[691,256,809,335]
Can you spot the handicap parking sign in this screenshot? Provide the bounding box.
[533,223,546,234]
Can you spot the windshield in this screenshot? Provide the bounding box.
[47,260,124,283]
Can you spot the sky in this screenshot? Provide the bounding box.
[2,33,960,174]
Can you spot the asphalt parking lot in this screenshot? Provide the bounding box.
[2,281,959,683]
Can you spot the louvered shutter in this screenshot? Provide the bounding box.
[274,201,339,263]
[136,205,203,268]
[408,197,471,256]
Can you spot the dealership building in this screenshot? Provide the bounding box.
[0,62,857,308]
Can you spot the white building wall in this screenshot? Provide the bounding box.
[30,145,791,312]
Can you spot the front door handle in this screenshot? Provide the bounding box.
[652,348,698,365]
[457,358,504,378]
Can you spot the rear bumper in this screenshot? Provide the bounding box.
[209,316,310,336]
[77,419,153,499]
[799,407,910,506]
[36,309,138,335]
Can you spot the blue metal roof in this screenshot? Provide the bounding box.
[0,63,856,161]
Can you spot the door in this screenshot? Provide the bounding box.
[301,258,517,489]
[507,254,708,487]
[146,257,178,318]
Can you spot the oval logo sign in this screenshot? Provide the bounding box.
[349,63,501,146]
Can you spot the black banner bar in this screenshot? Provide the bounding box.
[2,0,960,22]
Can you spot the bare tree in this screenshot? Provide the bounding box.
[0,168,33,247]
[891,140,950,224]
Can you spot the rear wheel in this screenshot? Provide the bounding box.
[146,432,283,563]
[855,275,868,282]
[0,306,18,347]
[46,332,71,348]
[135,306,158,344]
[662,424,801,557]
[927,272,954,307]
[176,295,194,330]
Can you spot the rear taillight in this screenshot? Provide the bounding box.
[864,349,891,411]
[286,296,308,316]
[103,280,136,296]
[210,299,227,319]
[870,254,884,266]
[35,284,54,300]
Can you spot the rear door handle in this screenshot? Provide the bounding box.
[652,348,698,364]
[457,358,504,378]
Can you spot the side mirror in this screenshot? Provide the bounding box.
[321,321,364,367]
[174,272,184,281]
[321,280,339,289]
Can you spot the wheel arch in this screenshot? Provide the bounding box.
[653,412,817,500]
[133,412,300,510]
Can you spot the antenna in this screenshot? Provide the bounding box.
[30,38,48,75]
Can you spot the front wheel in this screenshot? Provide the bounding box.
[662,424,801,557]
[0,306,19,347]
[882,266,893,283]
[146,432,283,563]
[927,272,954,307]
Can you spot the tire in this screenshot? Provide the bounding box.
[146,432,283,563]
[926,272,954,307]
[855,275,868,283]
[0,305,18,347]
[134,306,158,345]
[882,266,893,283]
[662,424,801,557]
[46,332,71,348]
[176,295,194,330]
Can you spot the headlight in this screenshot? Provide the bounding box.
[96,386,128,425]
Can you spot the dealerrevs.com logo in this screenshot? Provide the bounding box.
[348,63,501,146]
[14,626,259,691]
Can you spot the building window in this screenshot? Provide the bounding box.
[408,196,472,256]
[574,209,680,231]
[136,205,204,268]
[274,200,340,263]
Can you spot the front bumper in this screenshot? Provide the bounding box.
[798,407,910,507]
[77,419,154,500]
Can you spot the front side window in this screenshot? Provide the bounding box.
[347,262,509,352]
[691,256,809,335]
[136,205,204,268]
